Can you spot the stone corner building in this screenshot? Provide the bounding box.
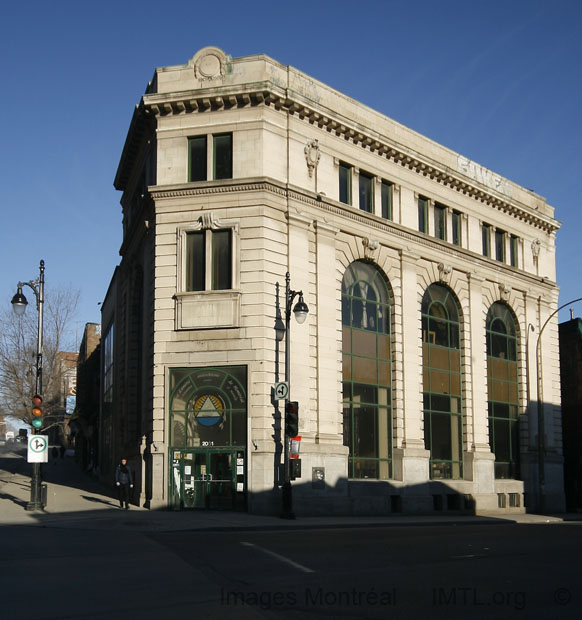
[101,46,564,515]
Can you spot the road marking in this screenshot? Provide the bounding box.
[240,541,315,573]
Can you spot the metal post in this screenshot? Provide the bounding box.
[27,260,44,511]
[281,273,294,519]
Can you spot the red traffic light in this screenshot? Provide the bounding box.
[32,395,43,407]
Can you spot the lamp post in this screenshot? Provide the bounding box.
[534,296,582,514]
[11,260,45,511]
[275,272,308,519]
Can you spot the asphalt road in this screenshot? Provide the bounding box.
[2,521,581,620]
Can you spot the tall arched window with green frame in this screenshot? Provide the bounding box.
[422,283,463,479]
[486,302,519,479]
[342,261,393,479]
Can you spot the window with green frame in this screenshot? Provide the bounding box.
[418,196,428,233]
[486,303,519,479]
[422,283,463,479]
[381,181,392,220]
[342,261,393,479]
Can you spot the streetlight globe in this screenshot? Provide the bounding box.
[293,296,309,324]
[11,288,28,316]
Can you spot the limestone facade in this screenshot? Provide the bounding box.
[104,47,564,515]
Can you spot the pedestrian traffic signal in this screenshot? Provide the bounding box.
[285,401,299,437]
[31,394,43,430]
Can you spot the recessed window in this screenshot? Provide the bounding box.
[188,133,232,182]
[381,181,392,220]
[495,229,506,262]
[339,163,352,205]
[359,171,374,213]
[434,203,446,240]
[342,260,393,480]
[213,133,232,180]
[486,302,519,479]
[188,136,207,182]
[418,196,428,233]
[482,223,491,257]
[452,210,461,246]
[422,284,463,480]
[186,229,232,292]
[510,235,518,267]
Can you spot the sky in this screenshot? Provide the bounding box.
[1,0,581,348]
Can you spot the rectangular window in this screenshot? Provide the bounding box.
[452,210,461,246]
[418,196,428,233]
[510,235,518,267]
[359,171,373,213]
[339,163,352,205]
[188,136,207,182]
[213,133,232,180]
[186,229,232,292]
[211,229,232,290]
[102,324,114,403]
[482,223,491,257]
[495,229,506,262]
[381,181,392,220]
[434,203,446,240]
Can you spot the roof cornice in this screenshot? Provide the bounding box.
[134,84,558,234]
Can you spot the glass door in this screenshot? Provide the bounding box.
[171,449,245,510]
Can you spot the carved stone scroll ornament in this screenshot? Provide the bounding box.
[531,239,541,263]
[362,237,380,260]
[304,139,321,178]
[438,263,452,283]
[498,283,512,302]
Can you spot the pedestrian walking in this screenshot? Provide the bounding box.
[59,445,65,459]
[115,458,133,509]
[51,446,58,464]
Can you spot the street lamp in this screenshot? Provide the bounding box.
[12,260,45,511]
[534,296,582,514]
[275,272,309,519]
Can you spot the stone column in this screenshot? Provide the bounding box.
[392,250,431,511]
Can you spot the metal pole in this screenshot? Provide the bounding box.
[281,272,294,519]
[27,260,45,511]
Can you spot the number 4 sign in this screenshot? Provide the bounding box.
[27,435,49,463]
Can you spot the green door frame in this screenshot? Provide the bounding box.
[170,447,246,511]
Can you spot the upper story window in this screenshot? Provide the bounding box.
[102,323,114,404]
[188,133,232,182]
[339,162,352,205]
[452,210,461,246]
[186,229,232,291]
[510,235,518,267]
[381,181,392,220]
[434,203,446,241]
[495,229,506,262]
[418,196,428,233]
[359,171,374,213]
[213,133,232,179]
[482,223,491,257]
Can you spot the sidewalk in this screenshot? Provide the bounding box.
[0,447,578,533]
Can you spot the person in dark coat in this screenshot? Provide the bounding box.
[115,458,133,509]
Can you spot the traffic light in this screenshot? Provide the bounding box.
[285,401,299,437]
[31,394,43,430]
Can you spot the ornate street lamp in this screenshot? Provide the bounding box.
[12,260,45,511]
[275,272,309,519]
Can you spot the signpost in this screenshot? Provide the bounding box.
[27,435,48,463]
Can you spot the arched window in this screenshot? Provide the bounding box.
[422,284,463,479]
[342,261,392,479]
[486,302,519,478]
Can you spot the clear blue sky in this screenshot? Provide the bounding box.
[1,0,580,346]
